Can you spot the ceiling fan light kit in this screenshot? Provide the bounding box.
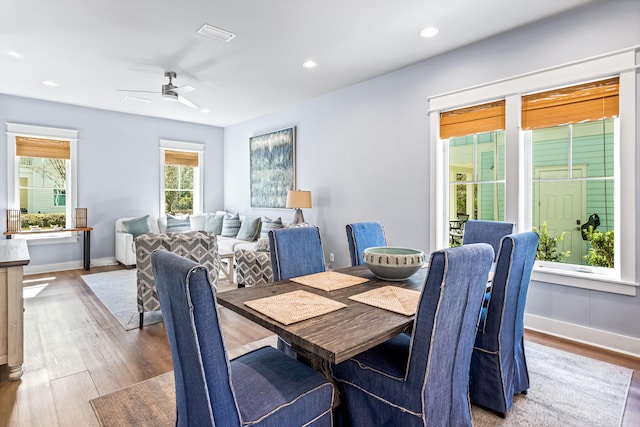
[117,71,200,109]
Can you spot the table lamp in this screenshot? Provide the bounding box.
[286,190,312,224]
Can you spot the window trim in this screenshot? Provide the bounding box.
[6,123,78,243]
[159,139,204,216]
[428,47,638,296]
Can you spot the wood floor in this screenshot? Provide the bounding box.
[1,265,638,426]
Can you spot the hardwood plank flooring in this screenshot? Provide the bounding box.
[0,266,637,426]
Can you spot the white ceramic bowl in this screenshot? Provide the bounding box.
[363,246,426,281]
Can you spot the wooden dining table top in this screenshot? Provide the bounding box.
[216,265,428,364]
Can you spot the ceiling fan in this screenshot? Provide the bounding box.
[117,71,200,109]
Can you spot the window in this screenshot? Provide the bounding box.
[159,140,203,216]
[524,78,618,268]
[429,48,637,295]
[6,124,78,239]
[441,100,506,245]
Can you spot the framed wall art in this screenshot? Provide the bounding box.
[250,126,296,208]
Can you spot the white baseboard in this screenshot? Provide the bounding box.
[525,313,640,358]
[24,257,118,275]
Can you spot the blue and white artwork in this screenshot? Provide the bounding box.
[250,127,296,208]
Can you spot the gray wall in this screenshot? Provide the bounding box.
[0,95,224,266]
[224,0,640,343]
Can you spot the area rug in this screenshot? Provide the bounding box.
[81,269,237,331]
[470,341,631,426]
[90,341,631,426]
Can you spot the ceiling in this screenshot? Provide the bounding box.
[1,0,598,127]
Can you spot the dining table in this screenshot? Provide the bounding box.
[216,264,428,365]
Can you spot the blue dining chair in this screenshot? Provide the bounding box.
[332,243,494,426]
[268,226,326,281]
[151,250,334,426]
[469,232,539,417]
[346,222,387,266]
[463,220,515,260]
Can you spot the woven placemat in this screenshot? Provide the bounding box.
[245,290,347,325]
[290,271,368,291]
[349,286,421,316]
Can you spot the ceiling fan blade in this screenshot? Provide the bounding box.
[116,89,160,94]
[177,94,200,109]
[171,85,194,95]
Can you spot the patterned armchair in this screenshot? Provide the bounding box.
[135,231,220,328]
[235,248,273,287]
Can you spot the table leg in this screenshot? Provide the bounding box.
[291,344,341,408]
[83,230,91,271]
[228,256,235,285]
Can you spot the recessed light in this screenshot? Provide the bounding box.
[7,51,22,58]
[42,81,58,87]
[200,108,210,113]
[420,27,439,38]
[125,95,152,103]
[302,60,317,69]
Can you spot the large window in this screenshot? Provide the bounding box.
[159,140,203,216]
[441,100,506,245]
[429,48,637,295]
[6,124,78,239]
[524,78,618,268]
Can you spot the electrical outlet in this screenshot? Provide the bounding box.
[329,253,335,262]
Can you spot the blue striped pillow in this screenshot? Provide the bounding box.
[260,216,284,239]
[221,213,241,237]
[167,215,190,233]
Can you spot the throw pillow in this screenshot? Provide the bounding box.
[122,215,151,239]
[167,215,191,233]
[260,216,284,239]
[237,216,262,241]
[189,214,206,231]
[255,238,270,252]
[204,212,225,235]
[221,213,241,237]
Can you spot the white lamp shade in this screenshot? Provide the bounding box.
[286,190,312,209]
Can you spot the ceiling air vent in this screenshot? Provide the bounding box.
[197,24,236,43]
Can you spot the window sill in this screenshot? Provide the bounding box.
[532,265,637,296]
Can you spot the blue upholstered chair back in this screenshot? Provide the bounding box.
[268,226,325,281]
[462,220,515,260]
[151,250,241,427]
[411,244,494,420]
[331,243,494,426]
[346,222,387,266]
[470,231,539,414]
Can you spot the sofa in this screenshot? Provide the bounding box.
[115,212,264,267]
[116,212,302,288]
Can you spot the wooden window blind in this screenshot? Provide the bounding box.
[16,136,70,159]
[522,77,619,130]
[165,150,198,167]
[440,100,505,139]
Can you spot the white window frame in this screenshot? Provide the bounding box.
[159,139,204,216]
[429,47,638,296]
[6,123,78,244]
